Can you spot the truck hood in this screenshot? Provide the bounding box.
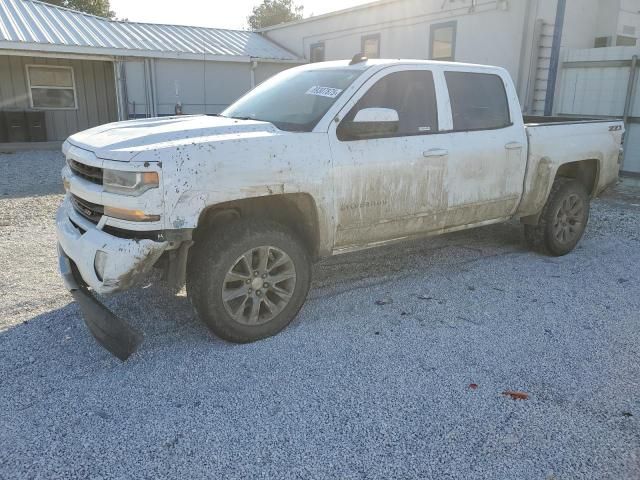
[66,115,280,162]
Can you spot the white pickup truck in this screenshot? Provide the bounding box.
[57,57,623,359]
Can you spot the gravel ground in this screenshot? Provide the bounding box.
[1,151,639,479]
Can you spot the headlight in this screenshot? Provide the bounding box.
[103,169,159,196]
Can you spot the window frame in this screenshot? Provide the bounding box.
[444,70,513,133]
[429,21,457,61]
[361,33,381,59]
[337,68,440,142]
[309,42,326,63]
[26,64,78,111]
[616,35,637,47]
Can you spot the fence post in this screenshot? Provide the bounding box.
[622,55,638,172]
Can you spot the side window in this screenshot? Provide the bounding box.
[430,21,456,61]
[339,70,438,140]
[27,65,77,110]
[361,34,381,59]
[445,71,511,131]
[310,43,325,63]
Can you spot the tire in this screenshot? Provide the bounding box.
[186,218,312,343]
[524,178,590,256]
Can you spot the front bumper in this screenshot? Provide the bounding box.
[56,195,169,295]
[58,245,144,361]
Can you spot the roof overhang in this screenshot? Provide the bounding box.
[0,41,305,63]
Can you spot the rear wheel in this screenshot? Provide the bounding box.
[524,178,590,256]
[187,218,311,343]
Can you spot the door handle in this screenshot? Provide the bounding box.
[423,148,449,157]
[505,142,523,150]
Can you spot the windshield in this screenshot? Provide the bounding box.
[222,68,364,132]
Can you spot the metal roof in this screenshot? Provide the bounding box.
[0,0,301,62]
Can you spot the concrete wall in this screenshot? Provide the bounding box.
[122,58,293,118]
[0,54,117,141]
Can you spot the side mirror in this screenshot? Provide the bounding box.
[339,108,399,139]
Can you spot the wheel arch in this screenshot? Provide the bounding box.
[194,193,322,261]
[520,157,599,225]
[555,158,600,197]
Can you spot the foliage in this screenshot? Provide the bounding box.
[42,0,115,19]
[248,0,303,30]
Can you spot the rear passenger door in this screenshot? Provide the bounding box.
[328,66,449,250]
[441,69,527,228]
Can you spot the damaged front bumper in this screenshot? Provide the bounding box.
[58,247,143,361]
[56,196,170,360]
[56,196,169,295]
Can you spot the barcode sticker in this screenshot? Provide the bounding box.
[306,86,343,98]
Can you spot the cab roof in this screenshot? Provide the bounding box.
[294,58,506,74]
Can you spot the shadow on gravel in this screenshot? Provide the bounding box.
[1,221,528,366]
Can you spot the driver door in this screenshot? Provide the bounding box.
[328,66,449,251]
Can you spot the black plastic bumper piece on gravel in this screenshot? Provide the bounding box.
[58,245,143,361]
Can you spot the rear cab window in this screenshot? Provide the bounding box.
[444,71,511,131]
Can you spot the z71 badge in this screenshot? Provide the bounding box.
[609,125,623,131]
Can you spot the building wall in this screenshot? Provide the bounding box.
[0,54,117,141]
[264,0,628,108]
[265,0,530,83]
[122,58,293,118]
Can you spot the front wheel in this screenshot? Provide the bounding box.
[524,178,590,256]
[187,218,312,343]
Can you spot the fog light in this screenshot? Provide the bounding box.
[94,250,108,281]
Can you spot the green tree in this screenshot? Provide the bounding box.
[248,0,303,30]
[42,0,115,19]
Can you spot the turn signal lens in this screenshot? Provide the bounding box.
[104,206,160,222]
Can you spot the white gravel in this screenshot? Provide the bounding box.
[1,150,639,479]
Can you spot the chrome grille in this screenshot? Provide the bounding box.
[68,159,103,185]
[71,194,103,224]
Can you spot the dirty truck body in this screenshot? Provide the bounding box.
[56,59,623,359]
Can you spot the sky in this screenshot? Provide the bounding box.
[108,0,373,30]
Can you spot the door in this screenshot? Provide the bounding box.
[328,67,449,250]
[440,69,527,227]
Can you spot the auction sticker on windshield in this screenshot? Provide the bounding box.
[306,86,343,98]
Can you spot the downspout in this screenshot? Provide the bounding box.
[544,0,566,116]
[143,58,158,118]
[143,59,150,118]
[250,59,258,88]
[113,58,129,121]
[151,58,158,117]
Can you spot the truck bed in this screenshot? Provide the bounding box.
[517,117,624,219]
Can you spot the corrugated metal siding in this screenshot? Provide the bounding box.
[0,0,299,61]
[0,54,117,140]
